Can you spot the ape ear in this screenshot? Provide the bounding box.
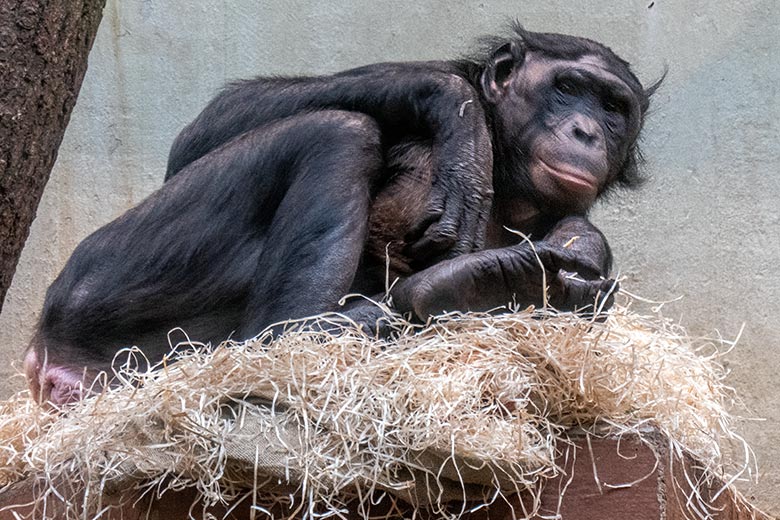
[481,41,523,103]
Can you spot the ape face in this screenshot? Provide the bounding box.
[483,44,646,215]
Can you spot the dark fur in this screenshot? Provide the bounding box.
[26,25,657,405]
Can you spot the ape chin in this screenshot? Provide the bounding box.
[25,23,656,406]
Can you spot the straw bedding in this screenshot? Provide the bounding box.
[0,303,748,519]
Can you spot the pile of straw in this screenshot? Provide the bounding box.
[0,303,748,519]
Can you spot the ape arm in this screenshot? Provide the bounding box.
[386,240,614,320]
[377,215,614,320]
[167,64,494,257]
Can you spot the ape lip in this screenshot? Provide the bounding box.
[539,158,598,194]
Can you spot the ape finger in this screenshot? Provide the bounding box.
[444,195,490,259]
[404,194,462,261]
[593,278,619,315]
[551,274,618,315]
[404,204,443,244]
[534,246,602,281]
[404,221,459,263]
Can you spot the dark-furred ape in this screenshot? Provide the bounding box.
[25,24,660,406]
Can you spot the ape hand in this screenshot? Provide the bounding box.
[550,269,618,317]
[403,165,493,262]
[391,242,617,319]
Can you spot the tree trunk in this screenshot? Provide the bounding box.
[0,0,105,313]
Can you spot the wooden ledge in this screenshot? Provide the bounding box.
[0,431,773,520]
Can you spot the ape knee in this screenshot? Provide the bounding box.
[306,110,381,152]
[287,111,383,185]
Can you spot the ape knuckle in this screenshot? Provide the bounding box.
[424,203,445,215]
[531,243,554,258]
[470,259,494,280]
[434,225,459,239]
[496,257,518,284]
[412,279,438,313]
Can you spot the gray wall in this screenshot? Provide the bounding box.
[1,0,778,512]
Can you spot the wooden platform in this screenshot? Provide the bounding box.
[0,431,772,520]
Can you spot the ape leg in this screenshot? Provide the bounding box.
[234,112,384,337]
[27,110,382,405]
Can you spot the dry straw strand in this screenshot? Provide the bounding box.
[0,302,750,519]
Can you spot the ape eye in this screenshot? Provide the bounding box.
[555,79,578,95]
[603,97,626,114]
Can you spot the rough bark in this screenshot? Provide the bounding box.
[0,0,105,313]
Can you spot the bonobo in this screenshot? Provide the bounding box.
[25,24,658,406]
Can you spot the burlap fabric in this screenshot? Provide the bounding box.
[103,395,523,508]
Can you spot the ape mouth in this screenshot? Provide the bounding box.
[538,158,598,196]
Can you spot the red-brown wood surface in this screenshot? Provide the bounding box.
[0,433,772,520]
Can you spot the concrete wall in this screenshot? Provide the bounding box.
[1,0,777,512]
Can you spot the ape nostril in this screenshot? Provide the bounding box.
[572,124,597,144]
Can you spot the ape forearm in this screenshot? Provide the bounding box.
[388,242,610,320]
[167,65,494,259]
[168,65,491,180]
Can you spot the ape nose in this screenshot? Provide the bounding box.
[568,116,601,146]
